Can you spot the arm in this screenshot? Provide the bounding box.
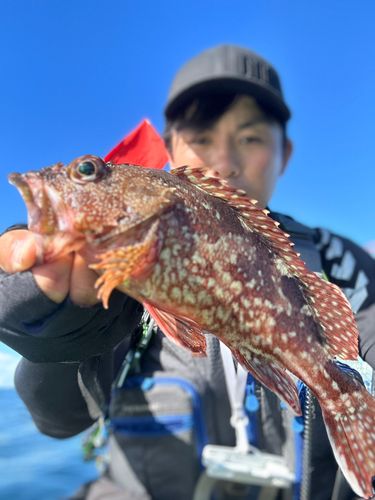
[8,283,142,436]
[0,265,141,362]
[0,227,143,437]
[14,358,94,438]
[0,228,142,362]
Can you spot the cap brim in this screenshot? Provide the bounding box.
[165,77,291,123]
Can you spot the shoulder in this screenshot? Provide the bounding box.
[313,226,373,270]
[314,226,375,313]
[270,211,318,240]
[271,211,375,313]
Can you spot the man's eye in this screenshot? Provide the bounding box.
[239,136,262,145]
[190,136,211,146]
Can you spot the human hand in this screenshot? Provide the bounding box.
[0,229,100,306]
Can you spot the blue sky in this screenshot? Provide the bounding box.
[1,0,374,248]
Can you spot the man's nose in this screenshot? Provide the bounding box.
[206,144,240,179]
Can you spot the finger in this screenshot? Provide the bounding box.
[69,253,101,307]
[0,230,37,273]
[32,254,74,303]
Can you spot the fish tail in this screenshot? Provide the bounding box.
[318,367,375,499]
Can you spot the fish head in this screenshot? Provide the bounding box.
[8,155,176,261]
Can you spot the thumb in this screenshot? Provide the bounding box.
[0,230,37,273]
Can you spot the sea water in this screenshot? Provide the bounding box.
[0,346,97,500]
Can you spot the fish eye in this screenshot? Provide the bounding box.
[78,161,96,176]
[68,155,107,184]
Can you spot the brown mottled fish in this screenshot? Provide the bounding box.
[9,155,375,499]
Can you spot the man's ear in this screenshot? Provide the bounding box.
[167,129,178,168]
[168,151,176,168]
[281,138,293,175]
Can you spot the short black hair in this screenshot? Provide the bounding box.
[164,91,288,152]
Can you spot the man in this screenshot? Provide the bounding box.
[1,45,375,500]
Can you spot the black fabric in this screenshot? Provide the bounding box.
[271,212,323,273]
[15,358,94,437]
[356,303,375,368]
[78,315,144,418]
[318,229,375,313]
[0,267,143,362]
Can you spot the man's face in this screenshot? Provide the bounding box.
[169,96,292,208]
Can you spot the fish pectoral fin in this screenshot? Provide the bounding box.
[90,221,160,309]
[233,348,302,415]
[144,302,207,356]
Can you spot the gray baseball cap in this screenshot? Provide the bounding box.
[165,44,291,122]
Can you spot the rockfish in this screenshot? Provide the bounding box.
[9,155,375,499]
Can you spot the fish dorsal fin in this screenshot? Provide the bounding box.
[144,302,207,356]
[172,165,359,360]
[172,165,301,265]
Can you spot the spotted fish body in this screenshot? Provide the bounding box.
[9,155,375,499]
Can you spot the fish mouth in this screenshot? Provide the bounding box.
[8,171,84,262]
[9,172,73,235]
